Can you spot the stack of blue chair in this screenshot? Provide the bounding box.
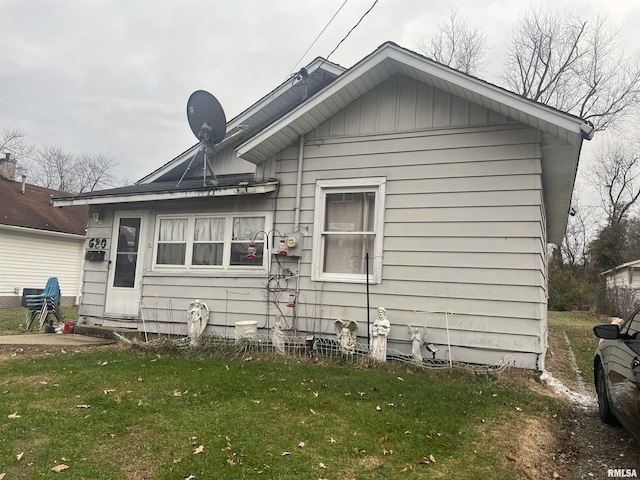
[24,277,64,331]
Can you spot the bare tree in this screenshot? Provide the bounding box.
[0,128,34,175]
[25,146,120,193]
[560,189,598,268]
[588,136,640,226]
[504,8,640,132]
[416,4,488,76]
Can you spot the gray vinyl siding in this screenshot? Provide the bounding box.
[270,75,548,369]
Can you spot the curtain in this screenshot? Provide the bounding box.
[323,192,375,275]
[157,218,187,265]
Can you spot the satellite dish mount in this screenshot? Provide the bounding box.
[179,90,227,187]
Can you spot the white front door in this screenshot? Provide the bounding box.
[105,211,146,318]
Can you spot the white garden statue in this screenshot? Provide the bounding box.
[370,307,391,362]
[187,299,209,345]
[273,316,286,355]
[334,319,358,355]
[407,325,425,362]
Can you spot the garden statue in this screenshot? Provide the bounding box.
[370,307,391,362]
[407,325,424,362]
[187,299,209,345]
[273,316,286,354]
[334,319,358,355]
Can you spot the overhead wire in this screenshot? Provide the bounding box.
[323,0,380,62]
[287,0,350,78]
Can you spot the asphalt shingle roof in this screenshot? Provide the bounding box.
[0,177,88,235]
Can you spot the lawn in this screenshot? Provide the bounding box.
[0,306,79,335]
[0,308,601,479]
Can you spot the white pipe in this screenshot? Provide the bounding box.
[293,134,304,229]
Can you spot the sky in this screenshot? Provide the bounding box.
[1,0,639,186]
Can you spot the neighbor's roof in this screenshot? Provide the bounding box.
[0,177,88,236]
[601,259,640,276]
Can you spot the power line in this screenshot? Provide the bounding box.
[287,0,350,78]
[324,0,380,62]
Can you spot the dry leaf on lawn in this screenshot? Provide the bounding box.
[185,475,195,480]
[16,452,24,460]
[553,472,560,478]
[298,442,305,448]
[51,464,69,472]
[8,412,21,419]
[0,473,5,479]
[429,454,436,462]
[397,466,408,472]
[193,445,204,455]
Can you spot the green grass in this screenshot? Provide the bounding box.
[547,310,610,390]
[1,308,598,479]
[0,347,567,479]
[0,306,79,334]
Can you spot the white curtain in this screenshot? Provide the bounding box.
[194,218,224,241]
[157,218,188,265]
[193,218,224,266]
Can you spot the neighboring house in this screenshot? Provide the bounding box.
[52,42,594,370]
[601,259,640,317]
[0,154,89,307]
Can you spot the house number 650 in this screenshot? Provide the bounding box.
[88,238,108,249]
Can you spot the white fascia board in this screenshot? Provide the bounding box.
[237,53,390,162]
[238,44,586,163]
[51,182,279,207]
[0,223,86,240]
[386,47,585,135]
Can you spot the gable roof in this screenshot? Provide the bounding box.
[236,42,593,244]
[0,177,88,236]
[601,259,640,276]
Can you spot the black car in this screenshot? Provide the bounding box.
[593,306,640,443]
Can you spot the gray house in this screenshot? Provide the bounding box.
[53,42,594,370]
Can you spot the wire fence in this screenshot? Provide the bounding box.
[123,332,516,374]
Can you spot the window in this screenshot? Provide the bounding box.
[312,178,386,283]
[153,214,267,271]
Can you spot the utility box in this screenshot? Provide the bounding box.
[285,233,303,257]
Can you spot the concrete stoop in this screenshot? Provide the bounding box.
[73,324,148,341]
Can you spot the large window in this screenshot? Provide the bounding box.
[312,178,386,283]
[154,214,267,271]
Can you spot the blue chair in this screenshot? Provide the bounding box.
[24,277,64,330]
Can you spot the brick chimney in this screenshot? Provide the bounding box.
[0,153,17,180]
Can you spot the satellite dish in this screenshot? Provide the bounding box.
[186,90,226,146]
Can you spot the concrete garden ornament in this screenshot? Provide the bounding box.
[187,299,209,345]
[370,307,391,362]
[273,316,286,354]
[334,319,358,355]
[407,325,425,362]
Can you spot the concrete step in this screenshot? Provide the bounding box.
[73,324,148,341]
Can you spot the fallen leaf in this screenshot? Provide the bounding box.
[16,452,24,460]
[429,454,436,463]
[252,400,262,404]
[505,454,516,462]
[281,452,290,456]
[515,406,522,412]
[397,377,404,381]
[313,391,319,397]
[553,472,560,479]
[173,391,182,397]
[310,409,317,415]
[329,437,337,444]
[75,405,90,409]
[8,412,21,419]
[298,441,305,448]
[51,464,69,472]
[193,445,204,455]
[378,436,386,444]
[0,473,5,479]
[137,377,143,382]
[319,462,326,469]
[398,466,408,472]
[173,458,182,463]
[61,457,70,461]
[138,400,143,406]
[376,406,382,411]
[104,389,115,394]
[417,458,430,464]
[185,475,195,480]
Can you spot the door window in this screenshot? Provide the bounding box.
[113,217,141,288]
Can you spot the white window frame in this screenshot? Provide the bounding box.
[312,177,386,284]
[152,212,271,273]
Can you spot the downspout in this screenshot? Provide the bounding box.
[292,133,304,332]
